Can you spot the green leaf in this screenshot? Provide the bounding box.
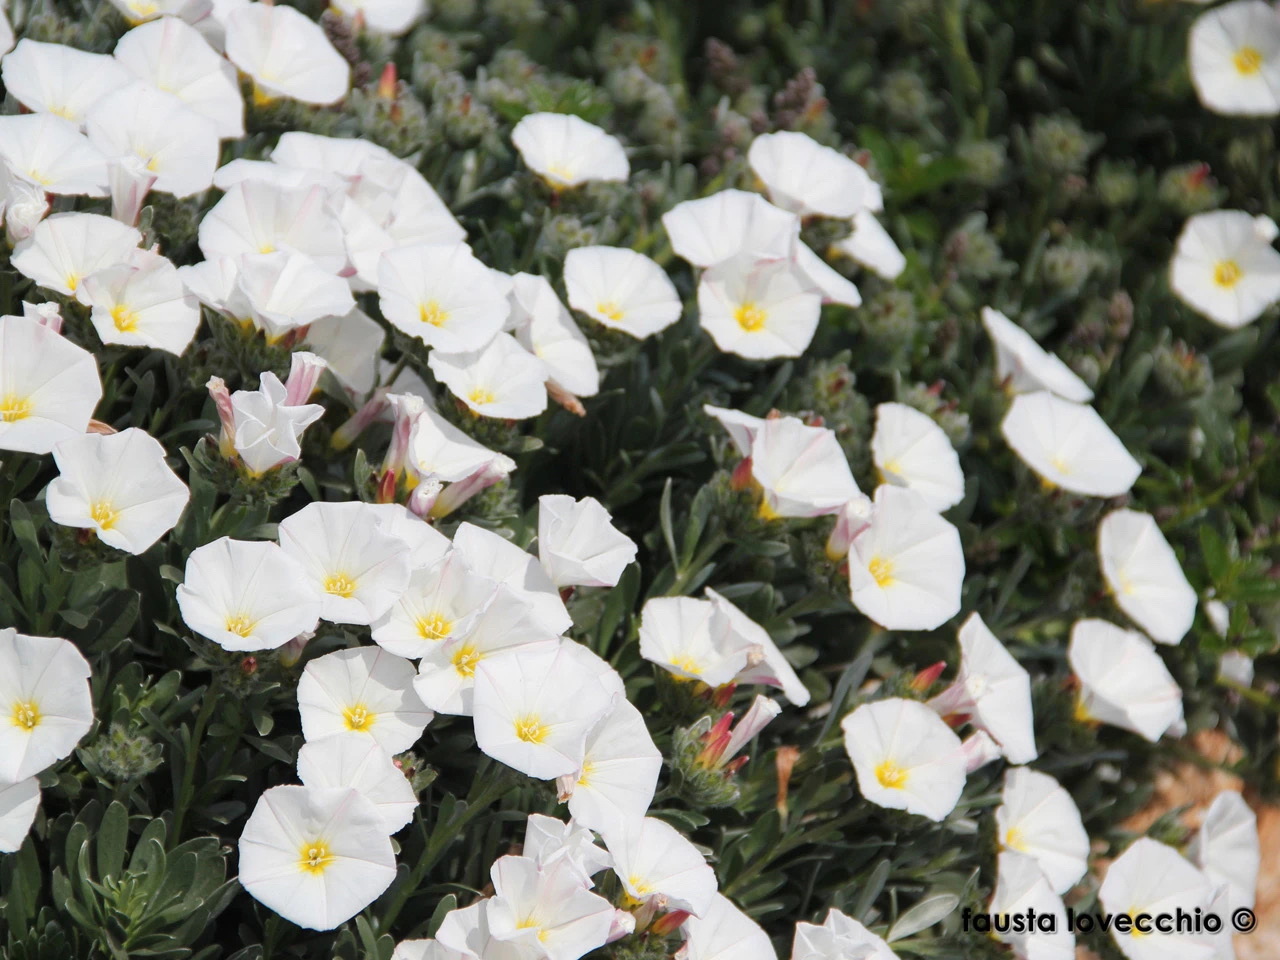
[97,801,129,881]
[887,894,960,942]
[428,894,458,938]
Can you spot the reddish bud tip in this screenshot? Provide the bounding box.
[377,62,398,100]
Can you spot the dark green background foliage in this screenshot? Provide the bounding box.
[1,1,1278,958]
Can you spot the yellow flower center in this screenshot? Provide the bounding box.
[90,501,119,530]
[251,85,275,107]
[111,304,140,333]
[1213,259,1242,289]
[1049,454,1072,475]
[1073,696,1096,725]
[257,243,276,254]
[224,614,256,638]
[757,498,779,521]
[451,643,481,677]
[26,169,53,187]
[1003,827,1027,852]
[577,761,594,786]
[297,841,335,875]
[734,301,768,332]
[66,273,80,292]
[324,573,356,597]
[343,703,375,732]
[596,301,624,322]
[874,759,908,789]
[628,873,654,896]
[545,163,576,184]
[11,700,40,730]
[419,300,450,326]
[1234,46,1263,75]
[867,555,895,588]
[416,612,453,641]
[468,388,495,406]
[1128,908,1148,938]
[514,714,548,744]
[669,653,701,675]
[0,394,33,423]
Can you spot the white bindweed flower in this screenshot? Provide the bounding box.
[452,523,572,635]
[556,699,662,832]
[46,428,188,554]
[792,907,899,960]
[114,16,245,138]
[564,245,682,339]
[333,0,425,34]
[472,643,615,780]
[1169,209,1280,329]
[176,537,322,651]
[367,502,452,570]
[428,333,548,420]
[228,372,326,475]
[238,784,396,931]
[297,646,433,752]
[296,732,418,834]
[705,587,809,706]
[1098,838,1218,960]
[79,248,201,354]
[698,254,823,359]
[1188,0,1280,116]
[198,181,347,273]
[1098,509,1197,645]
[833,210,906,281]
[225,2,350,105]
[509,272,600,401]
[680,893,777,960]
[522,813,612,884]
[0,777,40,854]
[372,550,498,660]
[0,112,108,196]
[747,131,879,218]
[0,629,94,784]
[841,697,966,822]
[13,212,141,297]
[278,501,412,625]
[980,307,1094,402]
[407,406,515,491]
[703,403,765,456]
[749,415,859,519]
[304,307,385,396]
[847,485,965,632]
[871,402,965,512]
[106,0,211,25]
[792,242,862,308]
[378,242,512,351]
[0,315,102,454]
[2,163,51,244]
[638,596,748,687]
[436,899,543,960]
[1069,619,1184,742]
[511,113,629,189]
[926,613,1036,764]
[662,189,799,269]
[600,816,717,916]
[391,941,467,960]
[235,250,356,341]
[994,767,1089,895]
[487,855,617,960]
[988,850,1075,960]
[537,495,637,589]
[1001,391,1141,497]
[1,40,131,126]
[1187,790,1259,911]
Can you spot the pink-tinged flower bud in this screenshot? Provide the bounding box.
[377,62,398,100]
[606,908,636,943]
[375,469,398,504]
[428,461,508,519]
[406,477,443,519]
[4,174,49,244]
[960,730,1002,773]
[721,694,781,761]
[283,351,328,405]
[650,909,691,937]
[911,659,948,692]
[330,389,389,451]
[825,492,873,561]
[382,393,425,477]
[730,456,754,491]
[22,300,62,333]
[278,630,315,668]
[109,155,157,227]
[206,376,237,457]
[696,712,735,768]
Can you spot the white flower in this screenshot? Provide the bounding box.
[750,415,859,519]
[278,501,413,625]
[704,587,809,706]
[296,732,418,834]
[368,502,452,569]
[114,16,245,139]
[225,2,350,105]
[304,307,385,396]
[847,485,965,631]
[511,113,629,189]
[238,785,396,931]
[377,242,512,351]
[472,643,615,780]
[235,251,356,341]
[1189,0,1280,116]
[638,596,748,687]
[437,899,543,960]
[452,522,572,634]
[522,813,612,884]
[841,697,966,822]
[1098,838,1218,960]
[792,908,900,960]
[198,181,347,274]
[1001,391,1141,496]
[429,333,549,420]
[0,629,94,784]
[13,212,141,297]
[510,272,600,401]
[1169,209,1280,329]
[109,154,157,227]
[297,646,433,752]
[994,767,1089,895]
[391,941,467,960]
[0,113,107,196]
[703,403,765,456]
[662,189,799,269]
[871,402,965,511]
[372,550,497,660]
[0,39,131,126]
[1098,509,1197,645]
[833,210,906,280]
[332,0,425,34]
[2,163,51,244]
[792,241,862,308]
[564,245,682,339]
[1187,790,1259,911]
[0,777,40,854]
[680,894,777,960]
[86,83,219,198]
[80,248,202,355]
[600,816,717,916]
[46,428,188,554]
[229,372,326,475]
[698,255,823,359]
[747,131,879,218]
[980,307,1094,402]
[176,537,322,651]
[1069,619,1184,742]
[106,0,210,25]
[487,855,617,960]
[0,315,102,455]
[988,851,1075,960]
[537,495,637,589]
[556,699,661,831]
[408,406,515,487]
